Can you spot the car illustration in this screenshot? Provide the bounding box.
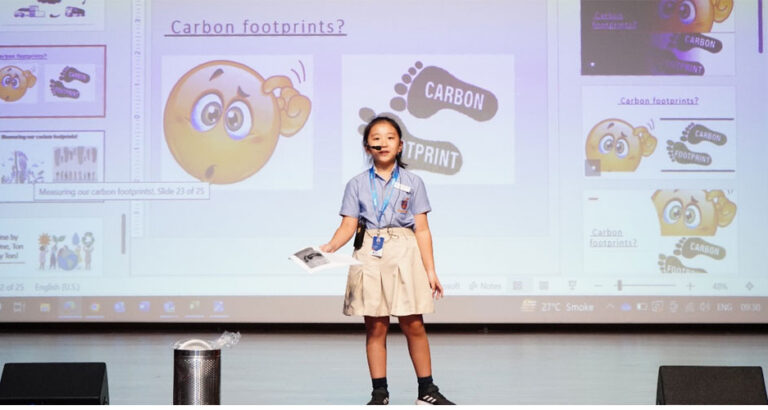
[64,6,85,17]
[14,6,46,17]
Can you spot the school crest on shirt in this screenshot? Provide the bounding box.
[398,196,410,213]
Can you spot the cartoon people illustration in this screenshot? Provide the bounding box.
[82,232,95,270]
[2,151,45,184]
[38,234,51,270]
[0,66,37,102]
[656,0,734,32]
[585,119,657,172]
[651,189,736,236]
[39,246,47,270]
[163,60,311,184]
[49,242,58,270]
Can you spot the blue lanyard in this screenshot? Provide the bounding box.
[369,166,399,227]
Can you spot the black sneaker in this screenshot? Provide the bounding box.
[367,388,389,405]
[416,384,455,405]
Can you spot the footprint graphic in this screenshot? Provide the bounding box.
[658,254,707,273]
[652,48,705,76]
[666,140,711,165]
[681,123,727,146]
[673,237,726,260]
[59,66,90,83]
[359,107,463,175]
[390,61,498,121]
[49,80,80,99]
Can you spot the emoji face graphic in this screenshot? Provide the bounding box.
[0,66,37,102]
[585,119,657,172]
[163,60,311,184]
[656,0,734,32]
[651,189,736,236]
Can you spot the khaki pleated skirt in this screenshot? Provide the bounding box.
[343,227,435,317]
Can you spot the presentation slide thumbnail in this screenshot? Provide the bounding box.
[0,45,106,118]
[581,0,735,75]
[0,130,104,186]
[0,0,105,32]
[583,86,736,178]
[584,189,738,276]
[0,217,103,276]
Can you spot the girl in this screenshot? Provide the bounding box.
[320,116,454,405]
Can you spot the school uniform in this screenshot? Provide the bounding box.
[340,165,435,317]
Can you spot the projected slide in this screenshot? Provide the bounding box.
[1,131,103,186]
[0,218,102,276]
[0,0,105,31]
[584,188,737,277]
[583,86,736,177]
[0,45,106,117]
[581,0,735,75]
[0,0,765,323]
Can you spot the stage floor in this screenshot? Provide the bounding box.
[1,327,767,405]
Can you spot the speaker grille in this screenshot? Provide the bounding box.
[0,362,109,405]
[657,365,768,405]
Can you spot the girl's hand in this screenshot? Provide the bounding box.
[427,271,444,300]
[319,243,333,253]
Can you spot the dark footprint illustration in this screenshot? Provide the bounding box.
[666,140,711,165]
[671,33,723,53]
[49,80,80,99]
[681,123,727,146]
[653,49,705,76]
[390,61,498,121]
[359,107,462,175]
[674,237,726,260]
[658,254,707,274]
[59,66,90,83]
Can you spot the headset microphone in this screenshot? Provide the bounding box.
[367,145,382,151]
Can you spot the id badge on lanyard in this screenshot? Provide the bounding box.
[369,166,398,258]
[371,235,384,258]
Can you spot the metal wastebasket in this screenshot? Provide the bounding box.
[173,339,221,405]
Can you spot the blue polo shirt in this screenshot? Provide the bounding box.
[340,166,431,230]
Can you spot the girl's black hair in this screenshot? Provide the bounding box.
[362,116,407,169]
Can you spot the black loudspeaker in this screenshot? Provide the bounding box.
[0,362,109,405]
[657,365,768,405]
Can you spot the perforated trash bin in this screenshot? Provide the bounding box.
[173,339,221,405]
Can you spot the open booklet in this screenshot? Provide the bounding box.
[289,246,361,274]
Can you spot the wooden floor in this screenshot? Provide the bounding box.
[1,326,767,405]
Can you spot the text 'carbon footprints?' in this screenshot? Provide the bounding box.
[674,237,725,260]
[666,140,711,165]
[658,254,707,274]
[681,123,727,146]
[359,108,462,175]
[390,61,498,122]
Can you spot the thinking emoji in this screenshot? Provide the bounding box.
[586,119,657,172]
[0,66,37,102]
[651,189,736,236]
[656,0,734,32]
[163,60,311,184]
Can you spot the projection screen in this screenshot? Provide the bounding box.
[0,0,766,323]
